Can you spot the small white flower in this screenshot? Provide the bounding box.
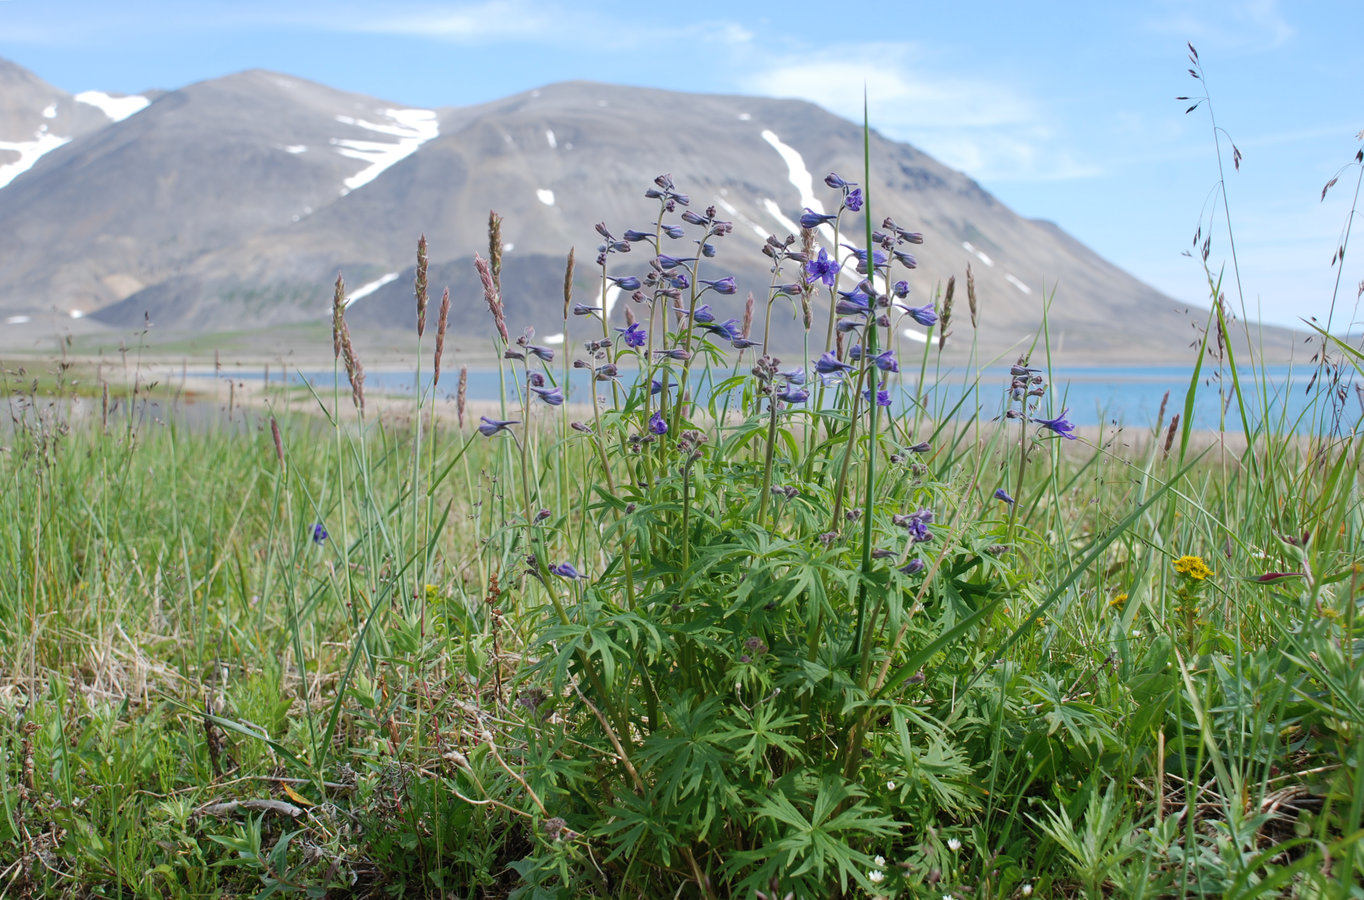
[947,837,961,852]
[886,780,896,790]
[868,869,885,884]
[874,855,886,867]
[1131,629,1142,637]
[1021,885,1033,897]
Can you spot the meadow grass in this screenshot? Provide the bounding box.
[2,106,1363,899]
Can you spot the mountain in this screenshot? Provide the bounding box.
[0,58,1295,363]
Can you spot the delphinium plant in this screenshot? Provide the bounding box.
[457,166,1025,898]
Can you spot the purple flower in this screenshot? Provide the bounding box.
[893,250,918,269]
[700,243,717,258]
[311,523,328,544]
[908,441,931,453]
[648,411,668,435]
[892,280,911,299]
[804,247,840,287]
[527,344,555,362]
[994,487,1016,505]
[650,378,664,395]
[654,348,691,361]
[864,382,892,407]
[844,188,863,212]
[1035,409,1077,440]
[700,276,737,295]
[843,244,888,272]
[899,558,926,575]
[815,351,854,375]
[572,303,602,317]
[478,416,520,437]
[730,337,760,349]
[701,318,743,341]
[777,386,809,404]
[662,224,686,239]
[608,275,642,291]
[672,303,714,323]
[874,350,899,373]
[836,288,871,316]
[898,303,938,327]
[848,344,863,361]
[781,367,806,385]
[531,385,564,406]
[824,172,854,189]
[667,272,691,290]
[549,562,586,580]
[622,229,653,243]
[656,254,696,270]
[799,208,838,229]
[895,508,934,543]
[616,322,647,348]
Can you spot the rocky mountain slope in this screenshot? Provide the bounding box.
[0,58,1293,362]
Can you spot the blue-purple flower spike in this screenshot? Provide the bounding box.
[994,488,1016,505]
[777,386,809,404]
[844,188,863,212]
[799,209,838,229]
[899,559,926,575]
[311,523,328,544]
[874,350,899,373]
[815,351,854,375]
[700,276,737,295]
[1035,409,1078,440]
[616,322,647,348]
[478,416,520,437]
[549,562,586,580]
[608,275,642,291]
[804,247,839,286]
[648,411,668,435]
[530,386,565,406]
[898,303,938,327]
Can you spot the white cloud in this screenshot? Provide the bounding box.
[1147,0,1294,51]
[357,1,558,41]
[738,42,1104,184]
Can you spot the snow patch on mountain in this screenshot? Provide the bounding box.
[760,129,837,246]
[1004,273,1032,294]
[545,129,557,149]
[962,241,994,267]
[536,189,555,206]
[42,103,57,119]
[901,327,928,344]
[332,108,439,192]
[0,131,72,189]
[75,90,150,122]
[345,272,400,307]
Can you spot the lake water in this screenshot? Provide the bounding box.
[222,362,1364,435]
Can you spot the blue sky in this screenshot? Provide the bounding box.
[3,0,1362,332]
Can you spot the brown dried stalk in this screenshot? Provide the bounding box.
[966,263,978,328]
[415,234,429,338]
[457,365,468,428]
[475,253,510,344]
[270,416,284,469]
[331,274,366,411]
[939,275,956,350]
[741,291,755,338]
[488,210,503,289]
[562,247,575,319]
[433,287,450,386]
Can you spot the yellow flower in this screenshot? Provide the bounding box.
[1108,592,1128,609]
[1173,555,1213,580]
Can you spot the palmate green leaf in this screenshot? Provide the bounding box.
[713,703,807,775]
[733,774,897,894]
